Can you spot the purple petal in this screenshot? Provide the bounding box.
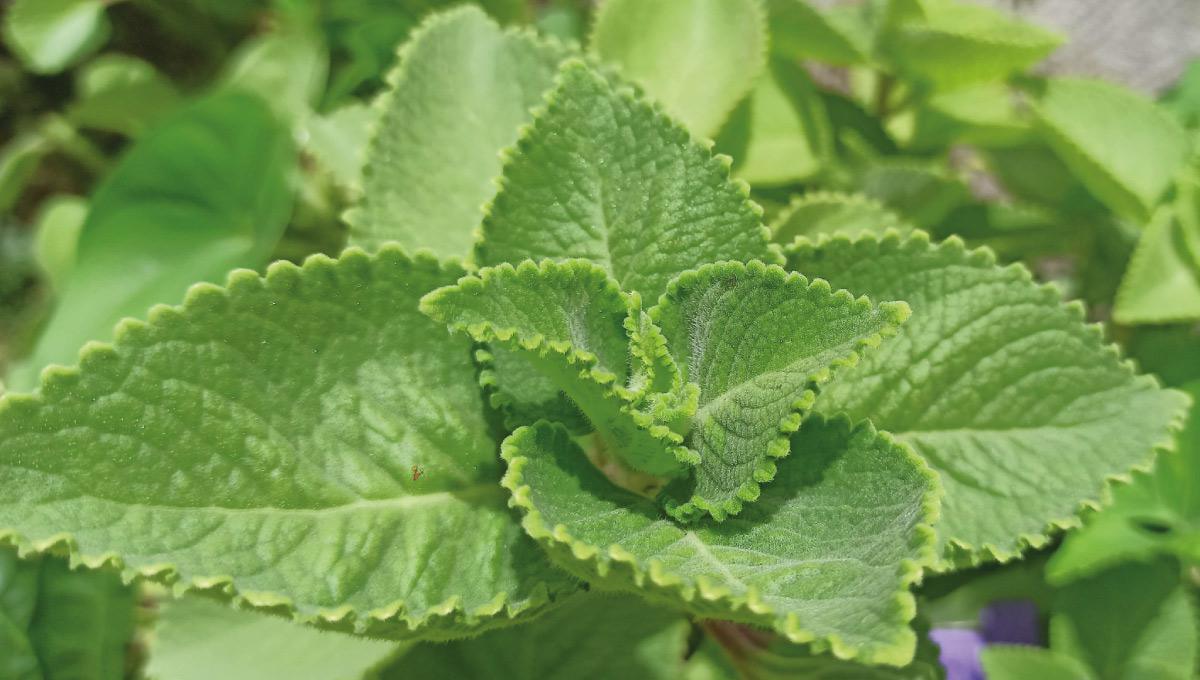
[930,628,985,680]
[981,600,1042,646]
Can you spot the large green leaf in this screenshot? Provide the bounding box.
[476,61,775,302]
[0,549,135,680]
[653,261,910,521]
[383,593,691,679]
[421,259,693,477]
[6,93,296,393]
[785,232,1188,568]
[146,596,400,680]
[1033,78,1190,222]
[590,0,767,138]
[1,0,110,74]
[0,247,576,639]
[502,416,940,666]
[346,6,570,257]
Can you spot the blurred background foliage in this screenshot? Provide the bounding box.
[0,0,1198,678]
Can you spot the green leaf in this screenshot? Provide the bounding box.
[1048,381,1200,581]
[0,247,576,639]
[652,261,911,521]
[590,0,767,138]
[981,646,1095,680]
[346,6,570,257]
[0,549,136,680]
[304,103,376,192]
[785,232,1188,567]
[1050,560,1198,680]
[1032,78,1190,222]
[877,0,1062,91]
[737,619,945,679]
[766,0,870,66]
[146,596,400,680]
[477,61,775,303]
[856,160,969,230]
[1,0,110,74]
[0,132,51,215]
[69,54,181,137]
[502,416,940,666]
[909,82,1030,151]
[221,21,329,126]
[30,195,86,292]
[420,259,692,477]
[6,93,296,393]
[771,192,910,245]
[383,593,692,679]
[1160,59,1200,130]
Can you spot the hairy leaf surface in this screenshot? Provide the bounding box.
[502,417,939,666]
[0,247,576,638]
[347,6,570,256]
[590,0,766,138]
[653,261,910,520]
[786,232,1188,567]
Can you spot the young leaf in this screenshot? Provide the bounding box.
[420,259,693,477]
[502,416,940,667]
[383,593,691,679]
[1,0,111,74]
[652,261,911,521]
[877,0,1062,91]
[770,191,910,245]
[766,0,870,66]
[304,103,376,193]
[786,232,1189,568]
[146,597,401,680]
[0,247,576,639]
[590,0,767,138]
[69,54,181,137]
[6,93,296,393]
[31,195,86,292]
[1032,78,1190,222]
[981,646,1094,680]
[477,61,775,303]
[346,6,571,257]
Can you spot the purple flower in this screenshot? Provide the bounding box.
[933,600,1043,679]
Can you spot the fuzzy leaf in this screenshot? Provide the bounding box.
[652,261,911,521]
[384,593,691,679]
[476,61,775,302]
[1033,78,1190,222]
[771,192,910,245]
[305,103,376,192]
[1,0,110,74]
[7,93,296,393]
[420,259,692,477]
[0,247,576,639]
[146,597,400,680]
[786,232,1188,567]
[346,6,571,256]
[502,416,940,667]
[590,0,767,138]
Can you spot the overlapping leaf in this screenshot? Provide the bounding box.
[502,416,939,666]
[346,6,571,256]
[771,192,910,245]
[0,247,577,639]
[2,0,110,74]
[786,232,1189,567]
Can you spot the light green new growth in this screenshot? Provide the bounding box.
[0,247,577,639]
[347,6,571,256]
[389,593,691,680]
[766,0,869,66]
[590,0,767,138]
[2,0,110,74]
[771,192,911,245]
[652,261,911,521]
[420,259,694,477]
[502,416,940,667]
[786,231,1189,568]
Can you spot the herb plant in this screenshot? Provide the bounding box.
[1,0,1198,678]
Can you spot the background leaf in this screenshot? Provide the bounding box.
[1,0,111,74]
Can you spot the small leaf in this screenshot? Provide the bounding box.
[304,103,376,192]
[981,646,1094,680]
[0,247,577,639]
[877,0,1062,91]
[766,0,870,66]
[652,261,910,521]
[786,232,1189,568]
[7,93,296,392]
[1,0,110,74]
[30,195,86,292]
[502,416,940,667]
[590,0,767,138]
[856,159,969,230]
[69,54,181,137]
[0,132,51,215]
[221,21,329,126]
[1032,78,1190,222]
[477,61,775,303]
[346,6,571,257]
[420,259,693,477]
[146,597,400,680]
[771,191,910,244]
[384,593,692,679]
